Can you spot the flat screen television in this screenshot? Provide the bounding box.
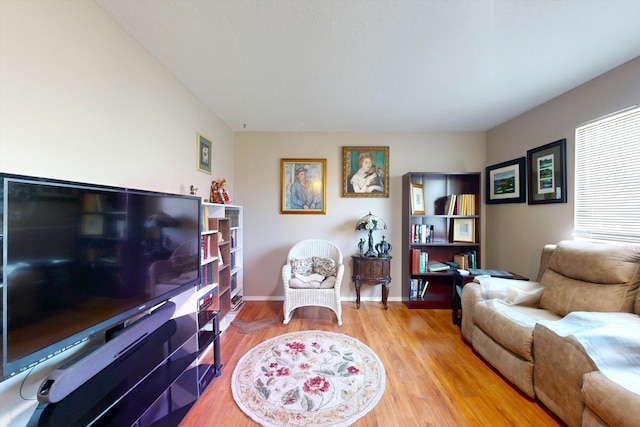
[0,173,201,380]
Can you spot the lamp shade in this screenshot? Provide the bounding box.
[355,212,387,231]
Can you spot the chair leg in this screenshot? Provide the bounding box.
[283,308,293,324]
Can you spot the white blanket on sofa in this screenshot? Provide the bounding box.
[475,276,545,306]
[538,311,640,395]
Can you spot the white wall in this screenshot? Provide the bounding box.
[234,132,486,302]
[485,56,640,280]
[0,1,232,425]
[0,0,232,196]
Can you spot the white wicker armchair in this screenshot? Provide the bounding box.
[282,239,344,325]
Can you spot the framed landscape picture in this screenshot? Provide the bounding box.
[342,146,389,197]
[527,139,567,205]
[486,157,526,204]
[280,158,326,214]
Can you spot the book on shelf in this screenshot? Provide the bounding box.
[201,206,209,231]
[410,249,429,274]
[427,261,451,272]
[442,193,476,215]
[409,279,430,299]
[410,249,422,274]
[453,253,467,270]
[462,249,477,269]
[420,281,429,298]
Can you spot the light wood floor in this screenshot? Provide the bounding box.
[180,301,565,426]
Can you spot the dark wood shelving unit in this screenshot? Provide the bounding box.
[402,172,481,309]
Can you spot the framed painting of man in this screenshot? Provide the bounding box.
[280,159,327,214]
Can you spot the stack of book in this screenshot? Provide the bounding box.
[411,224,434,243]
[410,248,429,273]
[409,278,430,299]
[443,193,476,215]
[453,249,477,270]
[230,295,244,312]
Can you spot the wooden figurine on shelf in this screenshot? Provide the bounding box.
[210,181,222,204]
[218,178,231,204]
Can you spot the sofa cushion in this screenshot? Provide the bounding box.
[539,240,640,316]
[288,275,336,289]
[473,299,560,362]
[472,326,536,397]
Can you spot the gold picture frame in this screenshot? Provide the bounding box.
[342,146,389,197]
[410,183,425,215]
[280,158,327,214]
[453,218,475,243]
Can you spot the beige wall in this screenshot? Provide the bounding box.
[234,132,486,301]
[0,1,232,424]
[485,57,640,280]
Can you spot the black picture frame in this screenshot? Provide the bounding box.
[527,139,567,205]
[485,157,526,204]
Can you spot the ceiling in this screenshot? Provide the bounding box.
[96,0,640,132]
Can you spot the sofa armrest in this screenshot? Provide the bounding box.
[582,371,640,427]
[460,282,483,343]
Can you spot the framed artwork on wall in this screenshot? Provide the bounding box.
[527,139,567,205]
[197,133,212,174]
[410,182,425,215]
[453,218,475,243]
[342,146,389,197]
[486,157,526,204]
[280,158,327,214]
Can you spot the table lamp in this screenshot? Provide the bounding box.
[355,212,387,257]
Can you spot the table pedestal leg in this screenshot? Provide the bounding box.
[382,282,389,309]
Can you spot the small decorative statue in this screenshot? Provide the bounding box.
[190,185,198,196]
[210,181,222,203]
[375,236,392,258]
[218,178,231,204]
[358,238,365,256]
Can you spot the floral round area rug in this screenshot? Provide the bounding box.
[231,330,385,426]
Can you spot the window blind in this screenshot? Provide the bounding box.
[574,105,640,243]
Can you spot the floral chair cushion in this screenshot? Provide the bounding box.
[290,258,313,276]
[312,257,337,277]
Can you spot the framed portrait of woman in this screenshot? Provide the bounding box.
[280,158,327,214]
[342,146,389,197]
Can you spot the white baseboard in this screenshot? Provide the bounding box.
[242,296,402,302]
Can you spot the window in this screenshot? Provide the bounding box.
[574,105,640,244]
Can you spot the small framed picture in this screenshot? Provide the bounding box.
[342,146,389,197]
[197,133,212,174]
[527,139,567,204]
[280,158,327,214]
[410,183,425,215]
[486,157,526,204]
[453,218,475,243]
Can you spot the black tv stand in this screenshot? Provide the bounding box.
[29,311,221,427]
